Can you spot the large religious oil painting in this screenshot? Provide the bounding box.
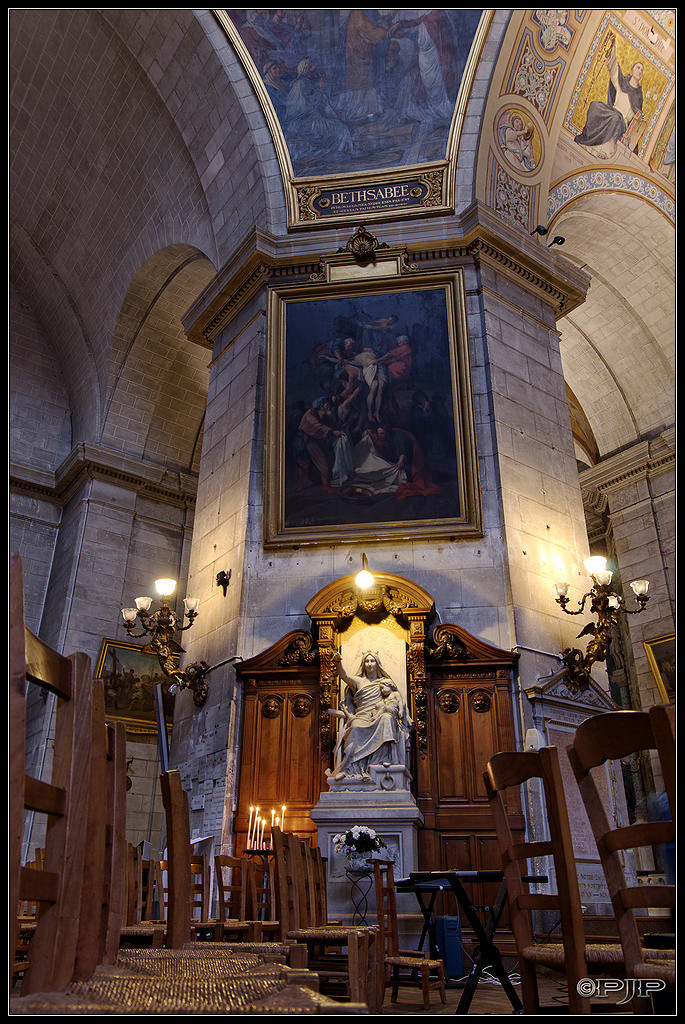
[264,270,481,547]
[219,9,487,225]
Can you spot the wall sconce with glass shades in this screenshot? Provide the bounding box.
[121,578,210,706]
[554,556,649,692]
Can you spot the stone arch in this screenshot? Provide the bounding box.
[102,244,217,473]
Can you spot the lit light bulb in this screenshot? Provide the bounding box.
[355,553,374,588]
[155,578,177,598]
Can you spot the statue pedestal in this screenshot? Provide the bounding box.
[311,782,423,943]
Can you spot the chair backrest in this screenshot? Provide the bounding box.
[567,709,675,976]
[140,856,157,921]
[372,859,400,957]
[484,747,590,1005]
[271,825,300,938]
[71,684,108,981]
[100,720,127,963]
[245,856,275,922]
[310,846,330,927]
[215,855,248,921]
[124,843,155,926]
[294,836,318,929]
[190,852,210,922]
[154,859,170,921]
[125,843,141,926]
[159,770,192,947]
[10,552,98,994]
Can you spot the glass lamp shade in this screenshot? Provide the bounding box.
[184,597,200,613]
[630,579,649,596]
[553,582,569,598]
[135,596,152,612]
[595,570,613,586]
[122,607,138,622]
[154,578,177,598]
[584,556,608,576]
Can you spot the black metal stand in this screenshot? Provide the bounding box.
[346,868,373,925]
[402,870,547,1015]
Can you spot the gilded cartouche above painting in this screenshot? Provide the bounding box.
[218,9,486,226]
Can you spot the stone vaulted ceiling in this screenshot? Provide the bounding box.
[9,9,675,481]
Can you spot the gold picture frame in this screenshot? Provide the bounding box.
[264,264,481,548]
[95,639,176,734]
[643,634,675,703]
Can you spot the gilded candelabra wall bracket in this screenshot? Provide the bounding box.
[554,557,649,692]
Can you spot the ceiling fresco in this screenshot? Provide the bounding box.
[225,9,483,174]
[219,8,487,226]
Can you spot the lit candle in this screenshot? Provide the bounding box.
[259,818,266,848]
[251,807,260,848]
[281,805,286,833]
[247,806,254,850]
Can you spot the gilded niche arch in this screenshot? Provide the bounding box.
[305,569,435,763]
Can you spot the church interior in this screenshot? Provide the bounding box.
[10,9,674,1014]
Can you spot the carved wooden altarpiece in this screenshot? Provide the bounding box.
[234,571,522,899]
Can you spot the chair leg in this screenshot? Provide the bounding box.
[391,966,400,1004]
[421,964,431,1009]
[519,960,541,1014]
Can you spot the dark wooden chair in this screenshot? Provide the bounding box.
[124,844,156,927]
[159,770,193,948]
[213,855,253,940]
[372,858,446,1009]
[243,855,280,940]
[72,715,127,979]
[272,827,382,1011]
[485,746,630,1013]
[189,852,210,924]
[10,552,100,994]
[568,709,675,1004]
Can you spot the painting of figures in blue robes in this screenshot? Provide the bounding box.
[226,9,484,176]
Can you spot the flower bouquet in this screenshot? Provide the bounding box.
[333,825,386,871]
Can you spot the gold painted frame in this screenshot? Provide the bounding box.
[95,639,176,734]
[643,634,675,703]
[264,265,481,547]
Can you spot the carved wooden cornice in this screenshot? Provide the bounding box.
[427,622,519,669]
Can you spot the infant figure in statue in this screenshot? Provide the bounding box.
[328,649,413,781]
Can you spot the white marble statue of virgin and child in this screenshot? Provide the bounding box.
[327,649,413,783]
